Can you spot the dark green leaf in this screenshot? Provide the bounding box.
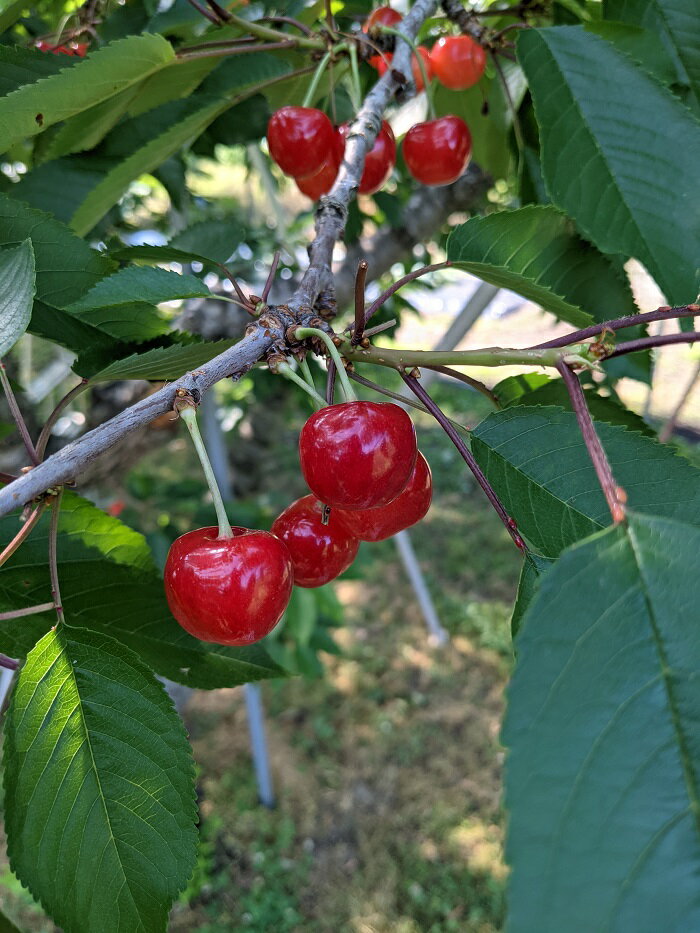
[29,300,121,356]
[0,194,114,307]
[0,240,34,357]
[0,44,72,97]
[504,513,700,931]
[510,552,554,637]
[471,405,700,556]
[518,27,700,304]
[9,157,114,226]
[447,205,638,328]
[0,35,176,153]
[82,337,237,382]
[0,497,285,688]
[169,219,244,264]
[585,21,680,86]
[4,626,198,933]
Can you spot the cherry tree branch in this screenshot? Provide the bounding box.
[0,0,439,519]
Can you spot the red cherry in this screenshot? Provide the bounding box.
[363,6,403,32]
[430,36,486,90]
[337,120,396,195]
[334,452,432,541]
[164,526,293,646]
[267,106,335,179]
[271,495,359,587]
[299,401,417,510]
[403,115,471,186]
[296,155,339,200]
[374,46,433,92]
[36,39,88,56]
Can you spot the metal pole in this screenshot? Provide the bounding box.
[201,391,275,808]
[391,281,501,644]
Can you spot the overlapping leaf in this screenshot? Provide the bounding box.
[0,240,35,357]
[3,626,198,933]
[446,205,638,328]
[0,495,285,687]
[504,513,700,931]
[81,337,237,382]
[518,27,700,304]
[471,405,700,556]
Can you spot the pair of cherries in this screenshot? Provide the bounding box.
[35,39,88,56]
[268,105,471,194]
[267,108,397,199]
[164,401,431,648]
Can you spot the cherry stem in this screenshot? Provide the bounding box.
[184,0,221,26]
[348,370,469,427]
[353,259,368,345]
[0,654,19,671]
[530,304,699,350]
[298,357,317,394]
[326,360,337,404]
[659,358,700,443]
[302,50,333,109]
[0,502,46,569]
[259,15,314,37]
[178,39,298,60]
[223,11,324,50]
[276,362,327,409]
[609,331,700,358]
[556,361,626,525]
[364,262,451,327]
[0,602,55,621]
[420,364,498,405]
[348,43,362,111]
[215,262,254,312]
[179,405,233,539]
[381,26,434,116]
[402,372,527,550]
[260,251,280,305]
[48,489,66,625]
[0,361,39,466]
[35,378,90,462]
[294,327,356,402]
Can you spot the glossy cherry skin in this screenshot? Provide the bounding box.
[375,46,433,92]
[36,40,88,56]
[430,36,486,90]
[363,6,403,32]
[267,106,335,179]
[164,526,293,646]
[403,115,471,186]
[299,401,417,511]
[271,495,359,587]
[337,120,396,195]
[296,155,339,199]
[334,451,432,541]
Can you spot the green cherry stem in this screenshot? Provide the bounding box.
[302,50,333,108]
[179,404,233,539]
[294,327,357,402]
[276,361,327,409]
[348,43,362,111]
[298,357,317,393]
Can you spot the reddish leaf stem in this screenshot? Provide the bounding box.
[0,654,19,671]
[184,0,221,25]
[261,251,280,304]
[609,331,700,358]
[363,262,451,327]
[420,364,498,404]
[326,361,337,404]
[556,361,626,524]
[0,361,39,465]
[531,305,699,350]
[352,259,368,344]
[48,490,65,625]
[259,15,314,36]
[35,378,90,462]
[0,502,46,568]
[401,372,527,551]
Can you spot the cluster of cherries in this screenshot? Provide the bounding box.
[164,400,431,647]
[35,39,88,56]
[267,6,486,194]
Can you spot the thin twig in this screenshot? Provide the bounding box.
[48,490,65,625]
[259,15,314,36]
[35,379,89,462]
[184,0,221,26]
[261,251,280,304]
[0,361,39,465]
[401,372,527,550]
[205,0,231,23]
[364,261,451,326]
[348,371,457,423]
[215,262,253,311]
[609,332,700,358]
[352,259,368,344]
[531,305,700,350]
[326,360,337,404]
[659,359,700,443]
[0,472,17,484]
[0,603,55,621]
[556,361,626,524]
[0,655,19,671]
[178,39,297,60]
[420,364,498,404]
[0,502,46,568]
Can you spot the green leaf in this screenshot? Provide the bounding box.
[70,53,290,235]
[108,243,228,270]
[9,157,113,226]
[504,513,700,932]
[38,86,142,161]
[30,300,121,356]
[0,194,114,308]
[0,0,27,33]
[0,240,34,357]
[0,497,285,688]
[585,20,680,86]
[63,266,212,339]
[0,44,70,97]
[447,205,639,328]
[82,338,237,382]
[471,405,700,556]
[517,27,700,304]
[510,552,554,637]
[604,0,700,109]
[0,35,176,153]
[492,373,655,434]
[169,219,244,264]
[3,626,198,933]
